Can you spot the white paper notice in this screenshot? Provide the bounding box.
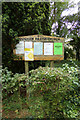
[44,43,53,55]
[25,42,32,48]
[16,41,24,54]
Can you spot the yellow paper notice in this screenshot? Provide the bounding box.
[24,48,34,61]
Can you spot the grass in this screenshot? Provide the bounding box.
[2,92,30,118]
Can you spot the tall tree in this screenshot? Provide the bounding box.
[63,2,80,60]
[2,2,51,69]
[50,2,80,60]
[68,13,80,60]
[50,2,69,37]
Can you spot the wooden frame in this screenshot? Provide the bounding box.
[13,35,64,61]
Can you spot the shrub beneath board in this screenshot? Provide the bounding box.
[27,64,79,118]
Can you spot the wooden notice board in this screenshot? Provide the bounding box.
[13,35,64,61]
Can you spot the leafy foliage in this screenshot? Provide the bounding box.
[2,63,80,118]
[27,64,79,118]
[69,13,80,60]
[2,67,28,98]
[51,2,80,60]
[64,44,75,59]
[50,2,69,37]
[2,2,51,70]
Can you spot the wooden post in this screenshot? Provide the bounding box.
[25,61,29,74]
[50,61,54,68]
[25,61,30,104]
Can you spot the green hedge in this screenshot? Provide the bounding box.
[27,64,79,118]
[2,63,80,118]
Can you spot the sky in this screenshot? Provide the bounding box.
[62,0,79,16]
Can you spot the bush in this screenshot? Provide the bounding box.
[27,64,79,118]
[1,64,79,118]
[2,67,28,98]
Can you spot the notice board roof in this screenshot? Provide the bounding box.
[18,35,64,42]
